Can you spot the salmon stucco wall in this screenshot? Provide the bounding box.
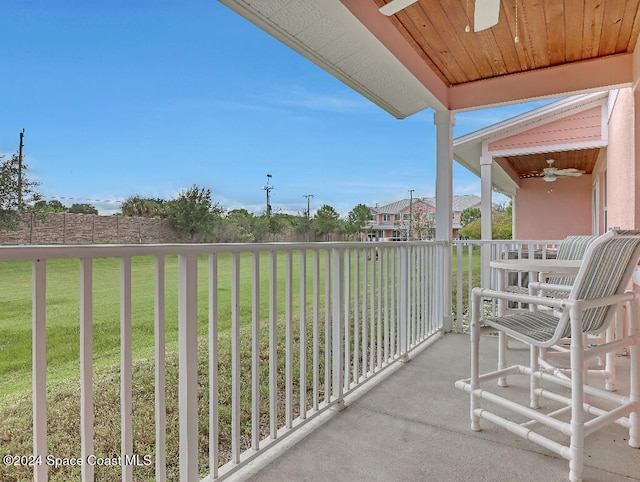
[515,175,593,240]
[607,88,637,229]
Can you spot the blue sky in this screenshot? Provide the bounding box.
[1,1,552,216]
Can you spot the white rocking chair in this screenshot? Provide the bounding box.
[455,229,640,482]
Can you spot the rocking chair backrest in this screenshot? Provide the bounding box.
[562,230,640,337]
[547,235,596,286]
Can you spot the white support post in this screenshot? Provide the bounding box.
[480,155,493,289]
[434,110,455,331]
[178,254,199,482]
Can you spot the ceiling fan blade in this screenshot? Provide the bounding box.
[555,168,586,176]
[379,0,420,16]
[474,0,500,32]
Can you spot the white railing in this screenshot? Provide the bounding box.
[451,239,561,332]
[0,240,449,481]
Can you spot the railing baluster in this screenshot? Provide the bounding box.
[369,249,375,373]
[269,250,277,438]
[362,249,368,377]
[231,252,241,463]
[391,248,397,358]
[120,256,133,482]
[312,250,320,410]
[376,247,382,369]
[80,258,94,482]
[154,256,166,482]
[285,250,293,428]
[32,258,47,482]
[399,246,408,358]
[178,253,198,482]
[251,251,260,450]
[343,249,350,390]
[353,249,360,383]
[209,253,219,477]
[299,250,307,419]
[383,248,389,364]
[331,248,344,405]
[324,250,331,401]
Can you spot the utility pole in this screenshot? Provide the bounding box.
[18,129,24,210]
[303,194,314,242]
[263,174,274,217]
[408,189,414,241]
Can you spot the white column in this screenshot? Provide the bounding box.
[434,110,454,332]
[434,110,454,241]
[480,155,493,288]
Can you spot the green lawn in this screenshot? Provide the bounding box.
[0,251,332,395]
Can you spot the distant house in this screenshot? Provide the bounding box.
[365,195,481,241]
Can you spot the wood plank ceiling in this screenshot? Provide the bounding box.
[374,0,640,87]
[505,148,600,179]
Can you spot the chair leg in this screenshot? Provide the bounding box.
[604,320,617,391]
[530,344,540,409]
[569,309,585,482]
[470,294,481,432]
[498,332,508,386]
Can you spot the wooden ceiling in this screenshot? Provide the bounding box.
[374,0,640,87]
[503,148,600,179]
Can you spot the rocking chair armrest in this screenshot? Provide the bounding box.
[471,286,566,310]
[528,281,572,293]
[572,290,638,311]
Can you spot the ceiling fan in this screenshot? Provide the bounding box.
[379,0,500,32]
[540,159,586,183]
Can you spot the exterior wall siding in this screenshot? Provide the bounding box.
[488,106,602,152]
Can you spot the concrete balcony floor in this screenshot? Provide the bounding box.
[236,333,639,482]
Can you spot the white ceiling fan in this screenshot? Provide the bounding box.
[379,0,500,32]
[541,159,586,183]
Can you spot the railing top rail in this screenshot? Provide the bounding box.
[452,239,562,245]
[0,239,447,261]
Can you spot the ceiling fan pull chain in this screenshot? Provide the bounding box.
[514,0,519,43]
[465,0,471,32]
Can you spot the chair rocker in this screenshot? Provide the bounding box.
[455,229,640,482]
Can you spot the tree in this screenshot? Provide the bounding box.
[121,196,167,218]
[68,203,98,214]
[33,200,67,212]
[409,203,435,240]
[460,207,481,227]
[345,203,371,239]
[313,204,341,240]
[458,208,512,240]
[0,154,41,229]
[166,185,224,241]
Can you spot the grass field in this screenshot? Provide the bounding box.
[0,246,480,480]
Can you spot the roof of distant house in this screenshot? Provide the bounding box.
[370,195,480,214]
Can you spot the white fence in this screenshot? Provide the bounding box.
[0,241,449,481]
